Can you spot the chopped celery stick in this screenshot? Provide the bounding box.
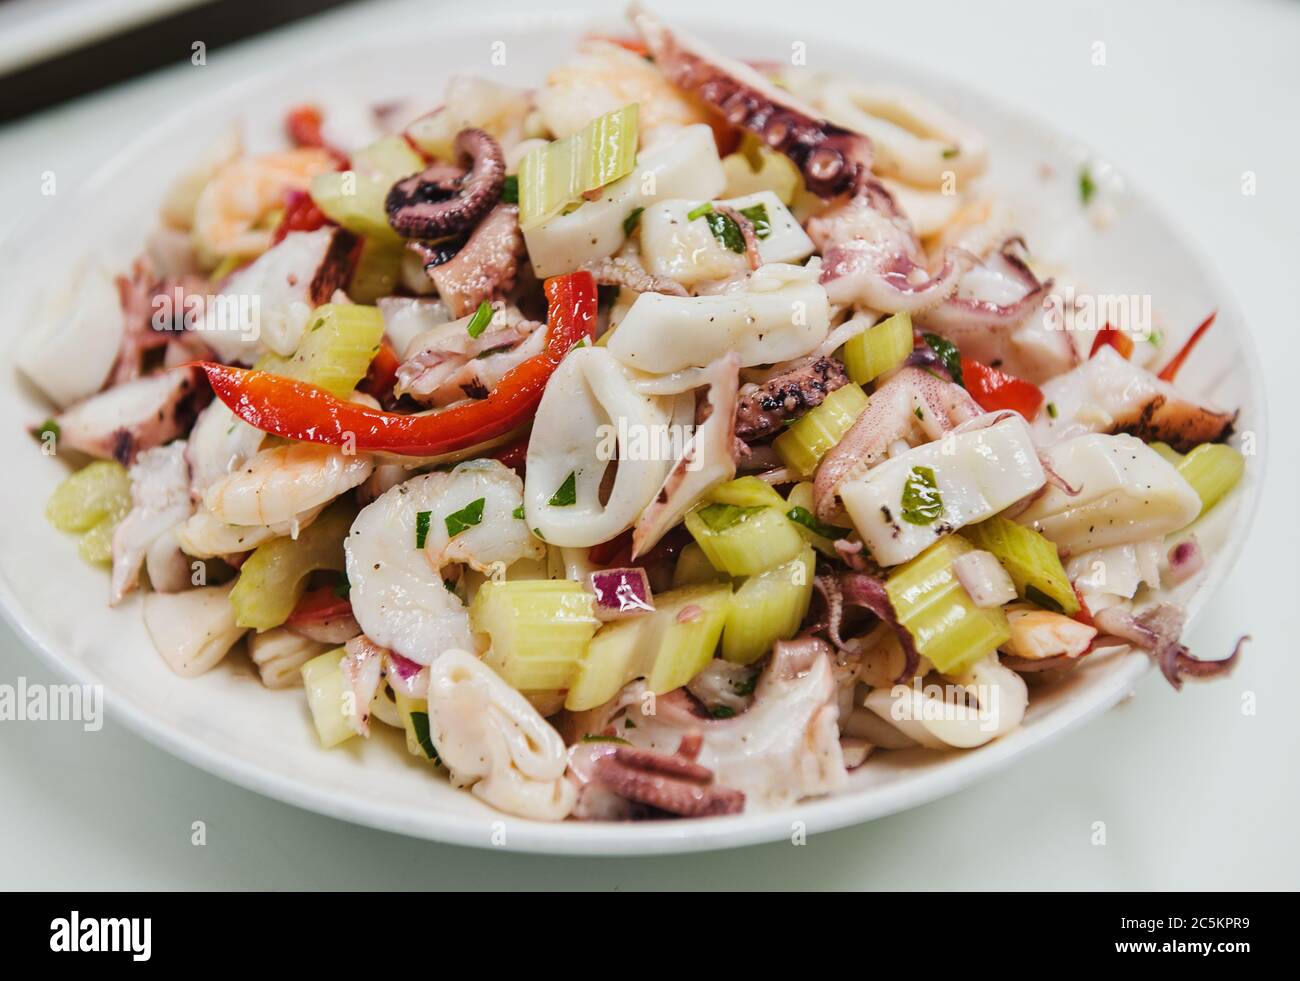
[886,536,1010,674]
[960,515,1078,615]
[349,239,405,304]
[255,303,385,398]
[785,481,841,557]
[842,312,914,385]
[672,542,728,588]
[1176,442,1245,514]
[46,460,131,533]
[1147,441,1184,466]
[351,136,423,183]
[565,583,730,710]
[518,104,639,231]
[230,501,353,631]
[472,580,599,690]
[720,136,801,204]
[685,503,804,577]
[393,688,439,763]
[310,170,399,243]
[722,546,815,664]
[773,383,869,476]
[301,648,355,748]
[705,475,788,510]
[76,517,121,566]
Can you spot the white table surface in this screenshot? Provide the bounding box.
[2,0,1296,890]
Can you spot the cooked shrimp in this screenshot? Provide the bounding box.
[345,460,543,665]
[192,148,336,258]
[202,442,373,527]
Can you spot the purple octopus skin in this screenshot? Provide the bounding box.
[414,203,525,318]
[1092,604,1247,691]
[592,743,745,818]
[839,572,921,682]
[714,357,849,442]
[632,7,871,198]
[385,128,505,239]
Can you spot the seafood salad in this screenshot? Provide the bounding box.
[21,6,1249,823]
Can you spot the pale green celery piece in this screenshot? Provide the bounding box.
[961,515,1078,615]
[349,239,406,305]
[300,648,355,748]
[705,475,788,510]
[773,383,870,476]
[1177,442,1245,514]
[885,536,1010,675]
[722,546,815,664]
[255,303,385,398]
[229,501,353,631]
[471,580,599,690]
[517,104,639,230]
[46,460,131,533]
[685,503,804,577]
[842,312,914,385]
[672,542,728,588]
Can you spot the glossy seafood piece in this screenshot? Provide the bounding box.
[110,442,195,605]
[426,649,576,821]
[203,442,372,528]
[631,6,870,197]
[619,636,847,811]
[53,366,209,466]
[1016,433,1201,555]
[142,582,246,678]
[1032,345,1235,451]
[839,413,1046,567]
[419,203,525,317]
[813,366,982,519]
[387,128,506,240]
[247,628,331,689]
[346,461,542,664]
[727,356,848,442]
[395,302,541,405]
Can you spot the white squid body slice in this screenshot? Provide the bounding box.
[17,262,126,409]
[202,442,373,528]
[1016,433,1200,555]
[639,190,813,286]
[525,347,679,548]
[346,461,542,665]
[840,415,1046,567]
[863,654,1027,749]
[608,261,830,374]
[523,124,726,278]
[143,582,247,678]
[1066,538,1164,601]
[425,649,576,821]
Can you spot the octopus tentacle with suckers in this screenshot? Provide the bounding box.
[385,127,506,239]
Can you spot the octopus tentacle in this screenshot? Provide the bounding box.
[631,6,871,197]
[385,128,505,239]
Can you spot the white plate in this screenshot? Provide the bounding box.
[0,12,1266,855]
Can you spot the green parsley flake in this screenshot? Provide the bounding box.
[786,506,849,540]
[1080,167,1097,206]
[549,471,577,507]
[622,206,644,235]
[444,497,486,537]
[738,202,772,239]
[415,510,432,549]
[901,465,944,525]
[465,300,494,339]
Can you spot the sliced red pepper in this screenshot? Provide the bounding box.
[1157,310,1216,383]
[1070,584,1094,628]
[287,585,353,627]
[271,189,330,245]
[197,271,597,457]
[491,435,530,475]
[960,356,1045,419]
[1089,322,1134,359]
[358,336,401,402]
[285,104,349,166]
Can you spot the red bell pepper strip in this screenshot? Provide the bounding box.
[358,336,401,402]
[1157,310,1216,382]
[198,271,597,457]
[960,356,1044,419]
[1089,322,1133,359]
[271,189,330,245]
[491,435,530,474]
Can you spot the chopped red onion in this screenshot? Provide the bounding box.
[1166,537,1205,586]
[588,567,655,621]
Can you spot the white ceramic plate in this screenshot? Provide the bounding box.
[0,12,1266,855]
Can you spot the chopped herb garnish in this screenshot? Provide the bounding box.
[444,497,486,537]
[548,471,577,507]
[622,206,645,235]
[1146,328,1164,347]
[33,418,59,442]
[415,510,432,549]
[942,146,960,159]
[1080,167,1096,205]
[333,571,350,599]
[465,300,493,339]
[501,174,519,204]
[696,502,765,532]
[686,201,714,221]
[408,711,441,762]
[922,332,963,386]
[704,211,746,253]
[915,406,925,420]
[738,202,772,239]
[1025,584,1065,613]
[901,465,944,525]
[581,734,631,744]
[732,672,758,697]
[786,506,849,540]
[511,505,525,520]
[710,705,737,719]
[1046,402,1058,419]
